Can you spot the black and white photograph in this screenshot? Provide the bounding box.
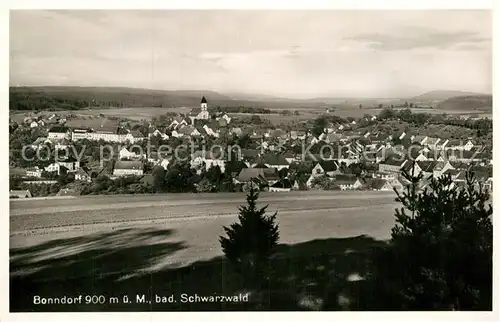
[6,7,494,315]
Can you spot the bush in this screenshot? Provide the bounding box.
[370,169,492,310]
[219,187,280,286]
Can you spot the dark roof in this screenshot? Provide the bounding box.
[317,160,338,172]
[334,176,358,186]
[95,126,120,134]
[417,161,439,172]
[237,168,278,183]
[114,161,143,170]
[362,178,390,190]
[271,178,293,189]
[262,154,289,166]
[48,126,70,133]
[252,161,269,169]
[381,157,406,167]
[201,96,207,103]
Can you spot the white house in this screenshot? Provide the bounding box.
[190,151,226,173]
[203,125,218,137]
[171,130,183,138]
[26,167,42,178]
[113,161,144,177]
[74,168,92,182]
[119,147,143,160]
[48,126,70,140]
[30,121,38,128]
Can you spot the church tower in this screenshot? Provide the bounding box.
[200,96,208,111]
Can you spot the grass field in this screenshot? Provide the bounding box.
[10,105,491,127]
[10,191,399,311]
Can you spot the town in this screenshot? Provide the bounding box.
[9,95,493,198]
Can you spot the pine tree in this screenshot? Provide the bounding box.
[219,186,280,284]
[370,166,493,310]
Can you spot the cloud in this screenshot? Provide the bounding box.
[345,28,490,51]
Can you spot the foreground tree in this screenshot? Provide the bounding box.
[219,187,280,285]
[370,168,493,310]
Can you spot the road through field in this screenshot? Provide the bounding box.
[10,191,399,271]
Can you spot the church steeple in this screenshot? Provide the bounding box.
[200,96,208,111]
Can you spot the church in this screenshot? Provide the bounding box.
[188,96,210,123]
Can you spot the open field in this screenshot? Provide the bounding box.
[10,191,399,311]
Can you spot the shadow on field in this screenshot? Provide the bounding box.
[10,229,387,312]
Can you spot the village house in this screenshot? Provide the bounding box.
[269,178,293,192]
[148,128,169,140]
[416,161,439,179]
[334,175,358,190]
[401,160,423,176]
[10,190,32,199]
[168,117,190,130]
[26,166,42,178]
[378,157,407,174]
[445,148,483,163]
[147,152,171,170]
[44,157,80,174]
[71,128,91,141]
[119,147,144,160]
[190,151,226,173]
[432,161,455,178]
[235,168,280,189]
[74,168,92,182]
[311,160,340,177]
[261,154,290,171]
[30,121,39,128]
[112,161,144,177]
[171,129,183,138]
[48,126,71,140]
[86,126,123,142]
[357,178,392,191]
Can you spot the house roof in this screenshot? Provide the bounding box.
[178,125,196,135]
[381,157,406,167]
[445,139,463,147]
[95,126,120,134]
[237,168,278,183]
[442,169,461,177]
[252,161,269,169]
[189,108,201,115]
[271,178,293,189]
[425,137,440,145]
[240,149,260,159]
[191,150,223,160]
[262,154,289,166]
[412,135,426,143]
[334,176,358,186]
[10,190,32,198]
[48,126,70,133]
[114,161,143,170]
[362,178,390,190]
[271,129,287,138]
[317,160,338,172]
[75,168,90,176]
[417,161,439,172]
[130,130,144,138]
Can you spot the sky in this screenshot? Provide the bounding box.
[9,10,492,98]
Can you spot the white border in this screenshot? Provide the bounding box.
[1,1,498,322]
